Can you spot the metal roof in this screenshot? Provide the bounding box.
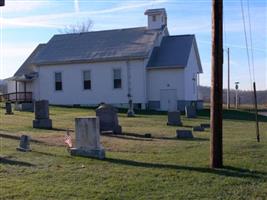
[147,35,200,70]
[32,27,161,65]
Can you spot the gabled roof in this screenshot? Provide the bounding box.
[32,27,161,65]
[147,35,195,69]
[147,34,203,73]
[14,44,46,77]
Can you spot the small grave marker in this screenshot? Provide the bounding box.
[16,135,31,152]
[5,102,13,115]
[200,123,210,128]
[176,130,194,139]
[192,126,205,132]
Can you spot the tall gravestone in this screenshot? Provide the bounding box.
[167,111,182,126]
[5,102,13,115]
[33,100,52,129]
[185,105,197,118]
[96,104,122,134]
[70,117,105,159]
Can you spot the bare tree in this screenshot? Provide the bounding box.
[59,19,93,34]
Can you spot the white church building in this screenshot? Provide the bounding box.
[5,8,203,111]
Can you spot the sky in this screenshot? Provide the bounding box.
[0,0,266,90]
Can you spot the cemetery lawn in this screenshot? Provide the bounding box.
[0,106,267,200]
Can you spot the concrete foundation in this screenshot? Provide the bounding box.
[15,103,34,112]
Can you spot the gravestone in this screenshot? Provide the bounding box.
[127,99,135,117]
[192,126,205,132]
[70,117,105,159]
[167,111,182,126]
[5,102,13,115]
[16,135,31,152]
[33,100,52,129]
[96,104,122,134]
[200,123,210,128]
[185,105,197,118]
[176,130,194,139]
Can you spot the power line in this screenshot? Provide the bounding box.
[246,0,256,82]
[240,0,253,91]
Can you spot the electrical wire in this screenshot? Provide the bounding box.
[240,0,253,91]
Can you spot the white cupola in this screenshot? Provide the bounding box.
[144,8,167,30]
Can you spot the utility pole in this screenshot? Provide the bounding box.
[227,48,230,109]
[253,82,260,142]
[235,81,239,109]
[210,0,223,168]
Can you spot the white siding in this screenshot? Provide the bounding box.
[147,68,185,101]
[184,44,200,101]
[34,60,146,106]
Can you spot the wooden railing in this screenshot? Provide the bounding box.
[0,92,32,103]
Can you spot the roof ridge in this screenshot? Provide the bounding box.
[54,26,148,37]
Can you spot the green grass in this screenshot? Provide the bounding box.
[0,106,267,200]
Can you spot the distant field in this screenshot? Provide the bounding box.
[0,106,267,200]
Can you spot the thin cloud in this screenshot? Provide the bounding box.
[1,0,168,29]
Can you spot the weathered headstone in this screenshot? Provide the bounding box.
[16,135,31,152]
[167,111,182,126]
[176,130,194,139]
[33,100,52,129]
[200,123,210,128]
[70,117,105,159]
[192,126,205,132]
[185,105,197,118]
[96,104,122,134]
[5,102,13,115]
[127,99,135,117]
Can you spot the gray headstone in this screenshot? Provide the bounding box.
[96,104,122,134]
[200,123,210,128]
[167,111,182,126]
[176,130,194,139]
[16,135,31,152]
[185,105,197,118]
[70,117,105,159]
[34,100,49,119]
[192,126,205,132]
[33,100,52,129]
[5,102,13,115]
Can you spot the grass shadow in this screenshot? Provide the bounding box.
[102,133,152,141]
[105,157,267,179]
[198,109,267,122]
[0,157,35,167]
